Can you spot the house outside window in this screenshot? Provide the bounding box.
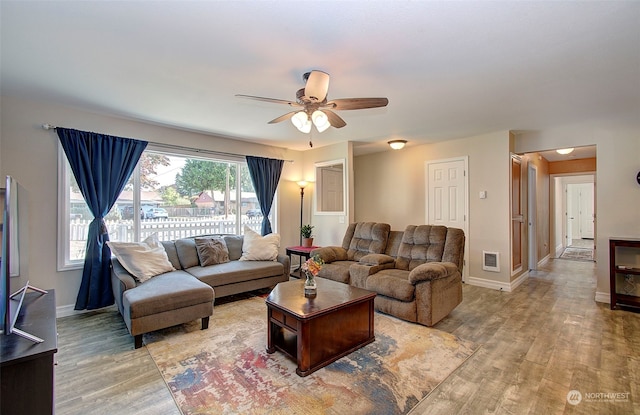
[58,145,273,271]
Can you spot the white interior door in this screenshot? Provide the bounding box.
[578,183,594,239]
[426,157,468,279]
[320,168,343,212]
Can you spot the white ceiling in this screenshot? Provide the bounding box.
[2,1,639,156]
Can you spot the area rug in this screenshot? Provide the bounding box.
[145,295,478,415]
[560,247,594,261]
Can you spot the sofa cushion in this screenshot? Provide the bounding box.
[160,240,182,270]
[366,269,415,302]
[175,238,200,269]
[346,222,391,261]
[123,270,213,319]
[240,226,280,261]
[107,234,175,283]
[395,225,447,271]
[186,260,284,287]
[195,237,230,266]
[223,235,244,261]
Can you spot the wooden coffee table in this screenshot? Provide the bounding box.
[266,278,376,377]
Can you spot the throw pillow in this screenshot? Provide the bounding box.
[107,233,175,283]
[239,225,280,261]
[195,237,230,266]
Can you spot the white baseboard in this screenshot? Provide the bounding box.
[466,271,529,293]
[595,291,610,304]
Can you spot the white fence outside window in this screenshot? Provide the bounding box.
[69,217,264,260]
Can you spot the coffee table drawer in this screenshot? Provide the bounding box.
[270,308,297,332]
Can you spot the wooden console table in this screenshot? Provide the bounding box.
[1,290,57,415]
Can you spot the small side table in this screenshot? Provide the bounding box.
[286,245,320,278]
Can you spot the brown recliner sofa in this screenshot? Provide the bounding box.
[312,222,465,326]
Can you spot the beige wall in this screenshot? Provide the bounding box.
[515,125,640,301]
[355,131,514,288]
[0,96,303,308]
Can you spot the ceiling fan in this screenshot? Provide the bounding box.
[236,70,389,139]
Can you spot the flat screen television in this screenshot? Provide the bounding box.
[1,175,46,343]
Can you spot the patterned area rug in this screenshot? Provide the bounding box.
[560,247,594,261]
[145,295,478,415]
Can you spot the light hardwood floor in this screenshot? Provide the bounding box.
[55,258,639,415]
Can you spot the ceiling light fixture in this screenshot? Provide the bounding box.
[388,140,407,150]
[291,110,332,133]
[556,148,574,155]
[311,110,331,133]
[291,111,311,133]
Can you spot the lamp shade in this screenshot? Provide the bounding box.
[388,140,407,150]
[556,148,574,155]
[297,180,308,189]
[311,110,331,133]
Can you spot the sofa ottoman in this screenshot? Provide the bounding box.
[122,271,214,349]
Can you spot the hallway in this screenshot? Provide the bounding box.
[559,238,595,262]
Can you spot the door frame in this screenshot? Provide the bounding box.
[425,156,469,282]
[528,164,538,271]
[551,173,596,255]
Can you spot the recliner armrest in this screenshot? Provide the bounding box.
[311,246,348,263]
[408,262,459,284]
[358,253,395,266]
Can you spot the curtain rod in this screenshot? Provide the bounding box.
[42,124,294,163]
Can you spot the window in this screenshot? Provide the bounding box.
[58,145,273,271]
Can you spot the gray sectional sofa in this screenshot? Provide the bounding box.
[311,222,465,326]
[111,234,290,348]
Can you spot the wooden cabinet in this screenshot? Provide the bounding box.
[610,239,640,310]
[1,290,57,414]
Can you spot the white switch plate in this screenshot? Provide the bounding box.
[479,191,487,199]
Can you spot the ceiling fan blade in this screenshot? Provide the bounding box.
[323,109,347,128]
[268,111,298,124]
[325,97,389,110]
[235,94,301,107]
[304,70,330,102]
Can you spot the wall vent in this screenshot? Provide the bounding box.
[483,251,500,272]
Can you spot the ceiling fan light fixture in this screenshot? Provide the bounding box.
[556,148,574,155]
[388,140,407,150]
[304,70,330,102]
[291,111,311,133]
[311,110,331,132]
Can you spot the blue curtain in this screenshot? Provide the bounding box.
[246,156,284,235]
[57,128,147,310]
